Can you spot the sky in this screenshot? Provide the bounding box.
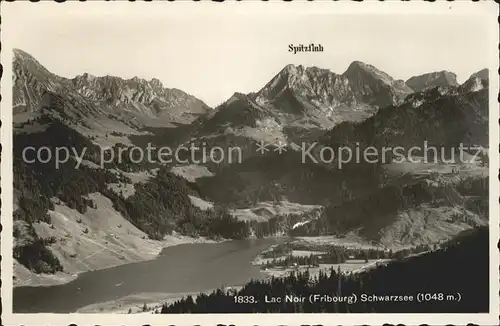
[4,2,495,107]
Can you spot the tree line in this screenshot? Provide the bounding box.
[260,241,436,269]
[161,227,488,313]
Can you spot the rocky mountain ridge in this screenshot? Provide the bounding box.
[254,61,414,126]
[13,49,210,127]
[191,61,420,150]
[71,73,209,125]
[406,71,459,92]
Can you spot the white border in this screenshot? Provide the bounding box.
[1,1,499,325]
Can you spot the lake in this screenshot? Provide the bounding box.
[13,238,280,313]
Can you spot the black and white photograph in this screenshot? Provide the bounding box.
[1,2,499,325]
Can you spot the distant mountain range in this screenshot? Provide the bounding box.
[12,49,489,283]
[14,48,488,139]
[13,49,210,128]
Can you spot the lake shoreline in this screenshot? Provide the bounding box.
[76,243,386,314]
[14,238,280,313]
[14,234,221,288]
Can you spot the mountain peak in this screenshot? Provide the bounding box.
[282,63,297,71]
[345,61,382,75]
[150,77,164,89]
[406,71,458,92]
[278,64,305,77]
[223,92,248,107]
[470,68,488,81]
[13,48,66,115]
[257,61,413,109]
[13,48,55,77]
[342,60,413,105]
[13,48,43,63]
[80,72,96,81]
[247,61,413,130]
[14,48,32,59]
[346,60,370,70]
[343,60,402,89]
[460,68,489,93]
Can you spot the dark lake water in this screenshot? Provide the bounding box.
[13,238,280,313]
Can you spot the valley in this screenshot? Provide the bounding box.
[11,48,490,313]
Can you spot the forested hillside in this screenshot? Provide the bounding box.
[162,227,489,313]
